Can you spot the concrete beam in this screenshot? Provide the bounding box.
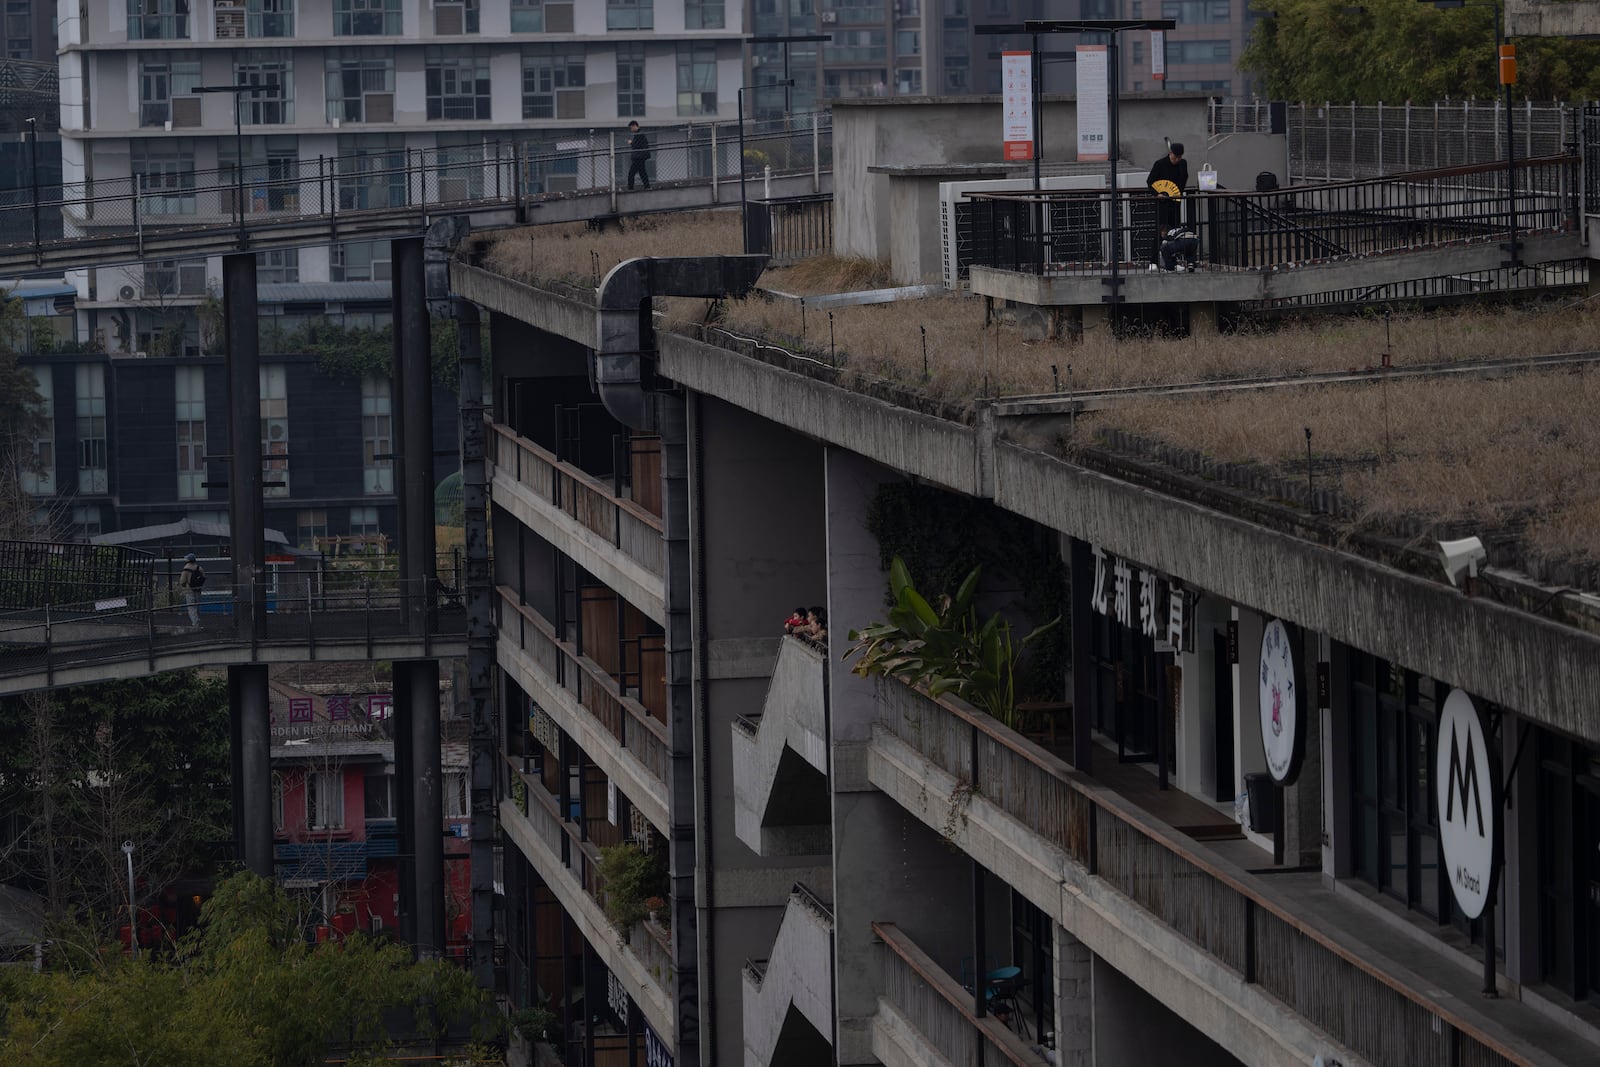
[451,262,598,350]
[1505,0,1600,35]
[968,231,1583,307]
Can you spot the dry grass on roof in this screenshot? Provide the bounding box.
[1080,365,1600,563]
[709,288,1600,403]
[480,210,742,288]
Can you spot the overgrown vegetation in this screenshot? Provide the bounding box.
[0,871,498,1067]
[481,211,741,289]
[596,842,668,941]
[845,558,1057,729]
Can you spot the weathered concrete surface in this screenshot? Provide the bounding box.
[993,443,1600,748]
[732,637,831,857]
[490,461,666,625]
[968,231,1583,307]
[451,262,597,350]
[1505,0,1600,36]
[497,633,669,833]
[742,891,835,1067]
[870,1000,957,1067]
[499,799,674,1045]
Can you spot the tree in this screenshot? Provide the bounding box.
[0,871,497,1067]
[1240,0,1600,103]
[0,671,234,932]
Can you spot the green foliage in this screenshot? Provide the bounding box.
[864,483,1068,702]
[844,558,1058,729]
[596,843,668,937]
[1240,0,1600,103]
[0,872,494,1067]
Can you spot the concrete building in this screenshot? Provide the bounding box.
[448,94,1600,1067]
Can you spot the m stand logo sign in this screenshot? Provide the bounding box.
[1435,689,1497,919]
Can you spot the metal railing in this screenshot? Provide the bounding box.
[6,113,832,271]
[487,422,664,576]
[874,679,1528,1067]
[961,155,1578,278]
[791,881,835,927]
[746,193,834,266]
[875,921,1046,1067]
[495,586,669,788]
[1585,104,1600,214]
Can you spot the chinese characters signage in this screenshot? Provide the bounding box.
[1001,51,1034,161]
[645,1025,673,1067]
[1076,45,1109,162]
[1089,545,1190,651]
[1151,30,1166,82]
[270,693,392,739]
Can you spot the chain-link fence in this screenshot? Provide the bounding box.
[1285,100,1576,182]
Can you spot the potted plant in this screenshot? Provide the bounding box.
[597,842,668,942]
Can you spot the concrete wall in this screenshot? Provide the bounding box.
[1092,954,1244,1067]
[833,95,1214,261]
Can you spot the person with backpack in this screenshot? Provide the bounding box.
[626,121,652,190]
[1158,224,1200,272]
[179,552,205,627]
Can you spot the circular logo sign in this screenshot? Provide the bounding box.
[1258,619,1304,785]
[1436,690,1496,920]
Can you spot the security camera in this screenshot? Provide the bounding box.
[1438,536,1487,588]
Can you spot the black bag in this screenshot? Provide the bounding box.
[1255,170,1280,192]
[190,566,205,589]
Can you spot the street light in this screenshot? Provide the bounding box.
[194,82,275,245]
[121,840,137,960]
[1425,0,1518,268]
[737,79,795,255]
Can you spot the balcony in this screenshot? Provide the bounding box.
[873,922,1045,1066]
[869,678,1557,1067]
[743,883,836,1066]
[499,770,674,1044]
[488,422,665,625]
[496,587,669,832]
[732,636,831,856]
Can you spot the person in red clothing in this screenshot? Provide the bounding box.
[784,607,807,635]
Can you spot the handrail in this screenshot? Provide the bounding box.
[495,585,668,749]
[486,421,663,532]
[881,679,1539,1067]
[790,881,834,927]
[873,921,1045,1067]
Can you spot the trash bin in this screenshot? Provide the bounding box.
[1244,772,1277,835]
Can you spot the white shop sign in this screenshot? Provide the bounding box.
[1436,689,1497,919]
[1090,545,1190,651]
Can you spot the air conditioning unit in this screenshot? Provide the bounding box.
[118,284,136,301]
[362,93,394,123]
[821,10,838,23]
[215,0,245,37]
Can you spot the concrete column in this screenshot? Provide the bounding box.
[456,298,496,988]
[1053,923,1092,1067]
[1282,627,1323,866]
[1187,301,1220,337]
[398,658,444,958]
[391,237,436,628]
[231,664,273,878]
[222,253,265,639]
[661,392,701,1066]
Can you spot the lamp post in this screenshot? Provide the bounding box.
[121,840,137,960]
[194,82,274,246]
[1427,0,1517,268]
[738,79,794,254]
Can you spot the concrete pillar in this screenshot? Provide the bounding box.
[222,253,266,639]
[1054,924,1092,1067]
[230,664,273,878]
[1187,301,1220,337]
[1282,627,1323,867]
[661,391,701,1066]
[398,658,444,958]
[456,299,496,987]
[391,237,436,628]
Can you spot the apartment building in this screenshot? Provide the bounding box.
[447,101,1600,1067]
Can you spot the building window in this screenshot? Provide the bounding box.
[942,57,969,93]
[521,46,585,120]
[1535,730,1600,1002]
[72,505,102,539]
[127,0,189,40]
[434,0,478,34]
[426,46,491,121]
[75,363,107,494]
[247,0,294,36]
[296,508,327,548]
[607,0,652,30]
[444,771,468,818]
[684,0,723,29]
[896,68,922,95]
[330,239,392,282]
[676,43,717,117]
[234,50,293,125]
[364,770,394,819]
[615,44,644,118]
[5,0,34,59]
[335,135,405,210]
[325,48,395,123]
[1160,0,1231,21]
[138,53,200,128]
[1167,40,1232,64]
[512,0,567,32]
[825,29,887,63]
[175,365,206,501]
[349,505,380,537]
[307,771,344,830]
[271,773,285,832]
[132,141,196,215]
[260,364,289,498]
[361,376,392,495]
[18,365,53,496]
[142,258,206,298]
[256,248,298,284]
[334,0,399,36]
[895,29,920,55]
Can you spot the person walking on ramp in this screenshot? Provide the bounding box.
[627,121,651,190]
